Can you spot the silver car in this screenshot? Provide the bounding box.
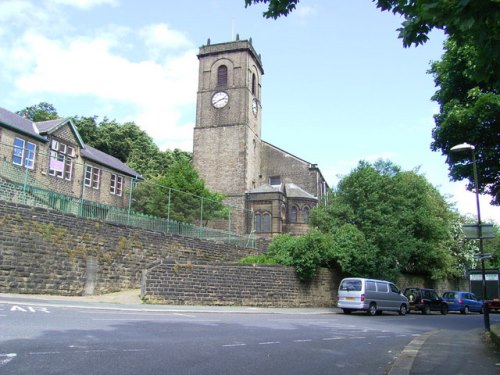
[337,277,409,316]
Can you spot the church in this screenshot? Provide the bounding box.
[192,38,329,239]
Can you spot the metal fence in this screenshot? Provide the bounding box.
[0,141,256,248]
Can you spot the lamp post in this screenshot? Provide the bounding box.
[450,142,490,331]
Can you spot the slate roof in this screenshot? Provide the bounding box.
[0,106,45,141]
[285,183,317,200]
[247,183,282,194]
[0,106,142,179]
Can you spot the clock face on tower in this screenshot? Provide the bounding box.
[212,91,229,108]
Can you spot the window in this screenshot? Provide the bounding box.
[12,137,36,169]
[84,165,101,189]
[255,212,271,233]
[110,173,123,196]
[390,284,400,294]
[366,281,376,291]
[262,213,271,232]
[49,139,73,180]
[376,282,388,293]
[303,206,309,223]
[269,176,281,186]
[252,73,256,95]
[290,206,297,223]
[217,65,227,87]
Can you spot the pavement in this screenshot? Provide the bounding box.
[1,290,500,374]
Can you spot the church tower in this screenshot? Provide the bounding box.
[192,38,264,230]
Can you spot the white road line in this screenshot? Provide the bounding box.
[293,339,312,342]
[222,343,247,347]
[0,353,16,366]
[376,336,391,338]
[350,337,366,339]
[258,341,280,345]
[322,337,343,340]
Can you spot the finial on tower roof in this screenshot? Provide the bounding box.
[207,38,211,45]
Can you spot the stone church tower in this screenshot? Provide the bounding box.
[193,38,328,239]
[192,38,264,231]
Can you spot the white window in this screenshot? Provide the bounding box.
[84,165,101,189]
[12,137,36,169]
[110,173,123,196]
[49,139,73,181]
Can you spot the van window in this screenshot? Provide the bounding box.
[366,281,376,291]
[340,279,362,291]
[376,282,388,292]
[390,284,400,293]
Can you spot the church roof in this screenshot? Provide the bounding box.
[285,183,317,200]
[247,183,281,194]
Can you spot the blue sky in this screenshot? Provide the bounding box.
[0,0,498,222]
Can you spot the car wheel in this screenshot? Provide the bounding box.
[367,303,377,316]
[342,309,352,314]
[461,306,470,315]
[441,305,448,315]
[399,304,408,316]
[423,305,431,315]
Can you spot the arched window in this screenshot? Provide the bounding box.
[252,73,256,96]
[217,65,228,87]
[290,206,298,223]
[254,213,261,232]
[303,206,310,223]
[262,213,271,232]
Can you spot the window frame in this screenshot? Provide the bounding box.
[217,65,228,87]
[48,139,73,181]
[12,137,36,169]
[84,165,101,190]
[110,173,124,196]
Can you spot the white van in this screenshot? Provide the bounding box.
[337,277,409,316]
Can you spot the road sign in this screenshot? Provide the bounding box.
[463,224,496,239]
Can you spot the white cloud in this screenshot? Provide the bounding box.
[449,183,500,224]
[293,5,317,20]
[49,0,118,10]
[140,24,192,51]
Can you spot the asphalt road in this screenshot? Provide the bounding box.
[1,300,499,375]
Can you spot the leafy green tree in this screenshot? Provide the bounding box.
[429,38,499,205]
[17,102,58,122]
[131,159,226,223]
[310,160,468,280]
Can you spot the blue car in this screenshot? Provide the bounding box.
[442,291,484,314]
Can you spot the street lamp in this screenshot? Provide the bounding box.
[450,142,490,331]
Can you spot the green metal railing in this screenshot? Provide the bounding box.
[0,144,256,248]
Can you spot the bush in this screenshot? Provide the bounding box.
[239,255,278,265]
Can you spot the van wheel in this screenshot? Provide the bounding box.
[367,303,377,316]
[342,309,352,314]
[422,305,431,315]
[399,304,408,316]
[461,306,469,314]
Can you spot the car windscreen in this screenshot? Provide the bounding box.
[340,279,362,291]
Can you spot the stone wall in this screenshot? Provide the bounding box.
[0,200,260,296]
[142,260,340,307]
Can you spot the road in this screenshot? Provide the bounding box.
[1,299,499,374]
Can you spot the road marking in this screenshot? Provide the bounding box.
[222,343,247,347]
[9,306,50,313]
[258,341,280,345]
[0,353,16,366]
[322,337,343,340]
[293,339,312,342]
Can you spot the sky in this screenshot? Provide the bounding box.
[0,0,498,223]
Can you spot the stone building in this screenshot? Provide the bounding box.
[0,107,142,208]
[192,38,328,239]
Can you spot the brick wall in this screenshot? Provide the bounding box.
[0,200,260,295]
[142,260,340,307]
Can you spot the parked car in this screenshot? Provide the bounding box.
[403,287,448,315]
[337,277,409,316]
[442,291,484,314]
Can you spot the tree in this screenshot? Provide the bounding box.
[16,102,58,122]
[309,160,469,280]
[131,159,226,224]
[429,38,499,205]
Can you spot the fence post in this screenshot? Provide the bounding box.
[200,197,203,227]
[127,177,135,225]
[167,187,171,224]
